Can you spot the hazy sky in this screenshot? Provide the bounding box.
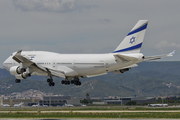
[0,0,180,67]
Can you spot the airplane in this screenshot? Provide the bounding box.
[13,102,24,107]
[64,103,74,107]
[148,104,168,107]
[32,103,39,107]
[1,101,10,107]
[81,104,87,107]
[3,20,175,86]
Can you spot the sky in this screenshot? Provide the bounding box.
[0,0,180,67]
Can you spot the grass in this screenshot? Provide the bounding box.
[0,112,180,118]
[1,106,180,111]
[1,106,180,118]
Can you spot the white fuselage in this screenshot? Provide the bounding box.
[3,51,143,78]
[13,102,24,107]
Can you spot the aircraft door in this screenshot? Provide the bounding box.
[73,60,76,68]
[104,61,109,68]
[52,60,57,70]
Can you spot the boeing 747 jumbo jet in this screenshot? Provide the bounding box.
[3,20,175,86]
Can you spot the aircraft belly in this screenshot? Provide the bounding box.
[74,66,106,76]
[31,72,47,76]
[57,66,78,76]
[109,61,137,71]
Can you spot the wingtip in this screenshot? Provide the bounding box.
[168,50,176,56]
[17,50,22,53]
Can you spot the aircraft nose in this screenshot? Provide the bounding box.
[3,60,7,70]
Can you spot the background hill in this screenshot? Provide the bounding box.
[0,61,180,97]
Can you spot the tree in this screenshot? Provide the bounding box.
[126,101,136,105]
[80,99,93,104]
[86,93,89,97]
[80,99,89,104]
[86,93,90,99]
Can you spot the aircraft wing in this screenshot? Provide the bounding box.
[144,50,175,61]
[12,50,65,78]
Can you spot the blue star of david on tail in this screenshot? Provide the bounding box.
[129,36,135,44]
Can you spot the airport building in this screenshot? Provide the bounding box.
[39,96,80,106]
[0,98,39,107]
[0,96,80,107]
[131,97,156,104]
[93,97,156,105]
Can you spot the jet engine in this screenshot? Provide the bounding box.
[15,72,31,79]
[113,68,129,74]
[10,66,26,75]
[21,72,31,79]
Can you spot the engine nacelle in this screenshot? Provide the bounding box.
[10,66,26,75]
[21,72,31,79]
[15,73,31,79]
[113,68,129,74]
[15,75,24,79]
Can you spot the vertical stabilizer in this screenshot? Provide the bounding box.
[113,20,148,53]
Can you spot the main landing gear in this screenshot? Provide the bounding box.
[46,68,55,86]
[47,78,55,86]
[61,77,81,86]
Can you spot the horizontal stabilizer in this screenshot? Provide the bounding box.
[144,50,175,61]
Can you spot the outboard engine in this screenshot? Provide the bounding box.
[10,66,26,75]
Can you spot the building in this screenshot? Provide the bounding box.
[0,96,80,107]
[39,96,80,106]
[0,98,39,107]
[93,97,156,105]
[131,97,156,104]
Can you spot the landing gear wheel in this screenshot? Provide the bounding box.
[67,81,70,85]
[47,75,55,86]
[61,80,65,84]
[51,82,55,86]
[49,82,55,86]
[73,77,81,86]
[65,81,68,85]
[71,80,74,84]
[74,81,81,86]
[62,80,70,85]
[15,79,21,83]
[47,79,51,82]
